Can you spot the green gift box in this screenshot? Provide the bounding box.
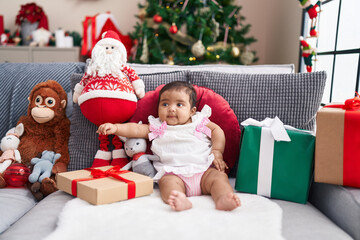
[235,118,315,204]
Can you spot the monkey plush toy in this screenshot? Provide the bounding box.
[17,80,70,200]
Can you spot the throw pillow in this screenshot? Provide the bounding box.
[188,71,327,131]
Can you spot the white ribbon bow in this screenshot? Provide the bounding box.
[240,117,295,198]
[241,117,292,142]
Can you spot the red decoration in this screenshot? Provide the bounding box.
[0,15,4,35]
[309,26,318,37]
[153,14,163,23]
[81,13,133,58]
[3,163,31,187]
[169,23,178,34]
[15,3,49,30]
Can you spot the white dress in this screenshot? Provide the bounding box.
[149,105,214,181]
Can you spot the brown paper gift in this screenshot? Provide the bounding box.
[56,166,153,205]
[315,105,360,187]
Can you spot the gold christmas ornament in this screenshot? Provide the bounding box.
[240,50,255,65]
[138,8,147,21]
[207,46,214,52]
[231,46,240,57]
[191,40,205,58]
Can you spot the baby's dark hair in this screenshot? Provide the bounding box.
[158,81,197,108]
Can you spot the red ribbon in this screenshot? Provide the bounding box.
[324,93,360,110]
[323,94,360,187]
[71,166,136,199]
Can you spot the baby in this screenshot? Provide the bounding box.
[97,81,240,211]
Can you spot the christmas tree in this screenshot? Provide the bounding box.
[129,0,258,65]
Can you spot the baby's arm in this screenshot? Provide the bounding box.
[97,122,150,139]
[206,121,228,172]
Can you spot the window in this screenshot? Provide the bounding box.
[300,0,360,104]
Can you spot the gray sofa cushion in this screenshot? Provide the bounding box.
[141,71,190,92]
[67,71,189,171]
[0,188,36,234]
[0,62,85,138]
[1,179,352,240]
[188,71,327,131]
[309,182,360,240]
[0,190,74,240]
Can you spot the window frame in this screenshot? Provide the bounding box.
[299,0,360,104]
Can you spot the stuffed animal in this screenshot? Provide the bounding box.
[73,30,145,168]
[298,0,323,37]
[299,37,316,72]
[120,136,158,178]
[29,150,61,183]
[0,123,24,188]
[17,80,70,200]
[29,27,52,47]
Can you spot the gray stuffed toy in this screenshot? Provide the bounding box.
[120,137,158,178]
[29,150,61,183]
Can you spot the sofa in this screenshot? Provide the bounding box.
[0,62,358,240]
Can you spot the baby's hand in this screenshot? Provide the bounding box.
[97,123,117,135]
[211,150,228,172]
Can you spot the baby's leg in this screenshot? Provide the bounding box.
[158,174,192,211]
[201,168,241,211]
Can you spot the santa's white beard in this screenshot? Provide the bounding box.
[87,45,125,77]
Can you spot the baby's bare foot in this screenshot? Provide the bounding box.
[168,190,192,211]
[215,192,241,211]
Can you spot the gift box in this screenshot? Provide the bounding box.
[56,166,153,205]
[0,15,4,35]
[235,117,315,204]
[315,97,360,188]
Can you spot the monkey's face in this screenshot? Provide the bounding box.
[30,87,66,124]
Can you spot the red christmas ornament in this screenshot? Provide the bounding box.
[153,14,163,23]
[309,26,318,37]
[3,163,31,187]
[169,23,178,34]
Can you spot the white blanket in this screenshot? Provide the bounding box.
[45,189,284,240]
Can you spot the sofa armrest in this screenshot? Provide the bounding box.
[309,182,360,240]
[0,191,73,240]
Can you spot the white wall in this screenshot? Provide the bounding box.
[238,0,302,70]
[0,0,142,38]
[0,0,302,70]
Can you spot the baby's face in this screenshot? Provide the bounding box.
[158,89,196,126]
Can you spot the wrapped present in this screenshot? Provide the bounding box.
[0,15,3,35]
[81,12,133,57]
[56,166,153,205]
[235,117,315,204]
[315,95,360,187]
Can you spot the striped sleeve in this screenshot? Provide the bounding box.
[122,65,140,82]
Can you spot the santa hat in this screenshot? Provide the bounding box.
[96,30,124,48]
[299,36,310,50]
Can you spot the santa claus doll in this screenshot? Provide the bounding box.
[73,30,145,168]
